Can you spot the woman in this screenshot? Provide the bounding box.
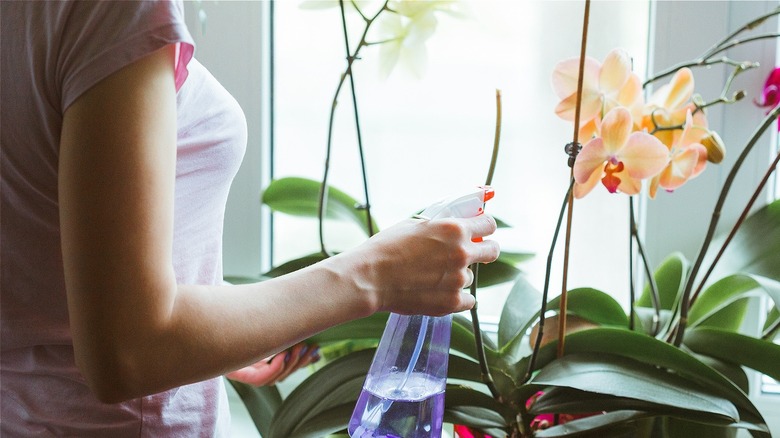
[0,1,499,436]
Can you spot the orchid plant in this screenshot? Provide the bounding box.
[228,2,780,437]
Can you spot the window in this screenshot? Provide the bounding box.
[271,0,651,322]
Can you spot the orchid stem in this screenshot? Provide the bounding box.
[339,0,376,237]
[318,2,388,255]
[673,103,780,347]
[523,178,574,383]
[469,89,503,400]
[629,197,661,335]
[644,32,780,87]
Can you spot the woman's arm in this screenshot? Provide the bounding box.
[59,45,499,403]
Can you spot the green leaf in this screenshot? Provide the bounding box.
[764,306,779,339]
[307,313,388,346]
[447,355,483,383]
[689,274,780,331]
[288,403,352,438]
[529,354,739,423]
[451,314,497,362]
[446,384,510,417]
[476,258,521,288]
[496,250,534,266]
[636,252,689,310]
[513,328,765,428]
[684,328,780,381]
[534,410,653,438]
[707,199,780,283]
[263,253,328,278]
[548,288,630,328]
[262,177,378,236]
[498,276,542,357]
[268,349,373,438]
[226,378,282,437]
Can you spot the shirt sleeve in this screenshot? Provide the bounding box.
[56,0,195,112]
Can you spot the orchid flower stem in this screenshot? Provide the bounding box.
[523,178,574,383]
[318,1,389,254]
[672,103,780,347]
[339,0,375,237]
[644,30,780,87]
[486,90,502,187]
[468,89,503,401]
[469,264,500,400]
[629,197,662,335]
[691,148,780,306]
[701,7,780,60]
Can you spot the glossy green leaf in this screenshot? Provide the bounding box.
[548,288,629,328]
[512,328,764,427]
[634,308,673,336]
[684,328,780,381]
[268,349,372,438]
[534,410,653,438]
[262,177,378,236]
[689,274,780,331]
[446,384,510,416]
[226,378,282,437]
[636,252,689,310]
[498,276,542,357]
[764,306,779,339]
[288,403,352,438]
[447,354,483,383]
[451,314,497,363]
[693,354,750,394]
[476,258,521,288]
[307,313,388,346]
[706,199,780,283]
[529,354,739,423]
[496,250,534,266]
[444,392,508,429]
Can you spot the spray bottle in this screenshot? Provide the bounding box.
[348,187,494,438]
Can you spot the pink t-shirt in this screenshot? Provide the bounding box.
[1,1,247,436]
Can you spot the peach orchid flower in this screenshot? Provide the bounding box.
[648,110,709,198]
[573,107,669,198]
[641,67,698,147]
[552,49,643,140]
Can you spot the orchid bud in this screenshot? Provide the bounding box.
[701,131,726,164]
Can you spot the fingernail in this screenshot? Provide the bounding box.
[284,352,291,364]
[309,347,320,358]
[299,345,309,357]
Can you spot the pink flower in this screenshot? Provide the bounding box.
[756,67,780,130]
[552,49,643,140]
[648,110,709,198]
[572,107,669,198]
[453,424,492,438]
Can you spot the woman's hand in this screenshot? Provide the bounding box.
[225,343,319,386]
[330,214,500,317]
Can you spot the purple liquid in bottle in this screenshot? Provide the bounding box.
[348,371,445,438]
[348,314,451,438]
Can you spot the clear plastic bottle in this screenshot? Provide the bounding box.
[348,188,494,438]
